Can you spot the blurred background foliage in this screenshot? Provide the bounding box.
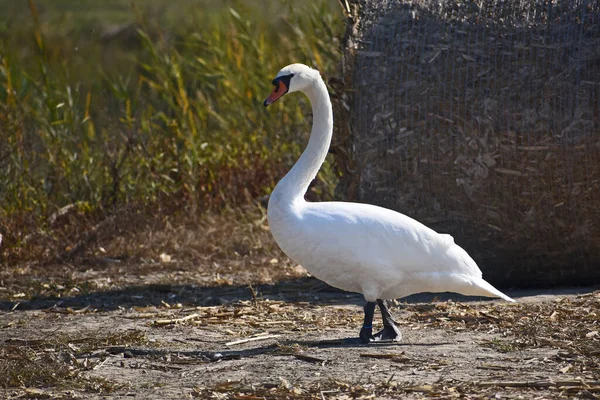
[0,0,344,255]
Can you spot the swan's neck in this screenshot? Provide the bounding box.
[272,78,333,204]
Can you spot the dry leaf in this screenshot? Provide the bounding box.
[559,365,572,374]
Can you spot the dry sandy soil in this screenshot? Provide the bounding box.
[1,276,599,399]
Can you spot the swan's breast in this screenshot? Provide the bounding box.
[267,201,406,292]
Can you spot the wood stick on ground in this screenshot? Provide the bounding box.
[154,313,202,325]
[360,353,404,359]
[293,354,328,364]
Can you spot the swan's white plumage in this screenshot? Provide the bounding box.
[266,63,514,304]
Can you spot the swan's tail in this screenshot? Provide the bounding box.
[448,245,515,302]
[470,277,515,302]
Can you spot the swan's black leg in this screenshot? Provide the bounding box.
[373,299,402,341]
[359,301,376,343]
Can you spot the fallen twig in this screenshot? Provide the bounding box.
[360,353,411,363]
[154,313,202,325]
[259,320,295,325]
[106,347,159,356]
[293,354,327,364]
[360,353,401,359]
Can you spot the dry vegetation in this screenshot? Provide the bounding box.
[343,0,600,286]
[0,0,342,263]
[0,205,304,302]
[0,330,146,392]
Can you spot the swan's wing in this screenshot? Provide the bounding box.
[298,201,471,274]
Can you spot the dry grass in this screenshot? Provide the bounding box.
[0,204,301,303]
[150,297,362,339]
[404,293,600,353]
[404,292,600,376]
[0,330,147,392]
[190,378,600,399]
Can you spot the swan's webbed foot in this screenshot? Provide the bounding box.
[374,299,402,341]
[360,299,402,343]
[373,323,402,341]
[359,326,375,343]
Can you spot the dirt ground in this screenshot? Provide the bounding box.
[1,274,599,399]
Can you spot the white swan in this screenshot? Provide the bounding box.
[264,63,514,343]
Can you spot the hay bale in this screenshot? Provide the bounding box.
[340,0,600,287]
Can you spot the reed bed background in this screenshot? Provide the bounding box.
[0,0,344,263]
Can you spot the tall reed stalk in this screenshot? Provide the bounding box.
[0,1,342,253]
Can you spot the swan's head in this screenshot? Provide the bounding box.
[264,63,320,107]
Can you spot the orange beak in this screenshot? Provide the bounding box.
[264,80,288,107]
